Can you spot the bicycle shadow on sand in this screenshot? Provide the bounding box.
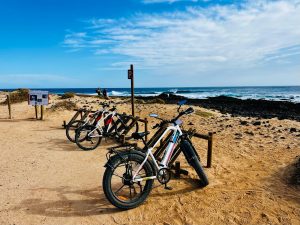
[12,186,119,217]
[47,138,119,152]
[0,118,41,122]
[12,178,205,217]
[150,175,206,198]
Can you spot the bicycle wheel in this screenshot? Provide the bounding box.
[180,140,209,187]
[103,153,154,209]
[66,120,85,143]
[75,125,102,151]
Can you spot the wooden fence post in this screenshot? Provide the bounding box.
[207,132,213,168]
[35,105,38,119]
[7,94,12,119]
[40,105,44,120]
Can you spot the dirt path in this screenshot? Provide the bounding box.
[0,100,299,225]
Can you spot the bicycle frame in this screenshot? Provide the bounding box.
[77,105,110,127]
[132,122,183,182]
[87,110,117,138]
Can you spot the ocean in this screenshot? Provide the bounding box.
[1,86,300,103]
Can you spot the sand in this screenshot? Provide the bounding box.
[0,94,299,225]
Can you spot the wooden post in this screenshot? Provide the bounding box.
[207,132,213,168]
[145,118,148,142]
[35,105,38,119]
[7,94,12,119]
[40,105,44,120]
[128,64,135,117]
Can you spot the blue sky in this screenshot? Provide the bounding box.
[0,0,299,88]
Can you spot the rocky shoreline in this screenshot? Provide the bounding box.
[136,94,300,121]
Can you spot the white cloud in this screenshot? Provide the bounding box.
[64,0,300,75]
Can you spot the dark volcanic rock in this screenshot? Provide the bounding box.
[240,121,248,125]
[245,131,254,136]
[252,121,261,126]
[136,95,300,121]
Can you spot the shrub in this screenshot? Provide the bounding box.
[2,89,29,104]
[61,92,75,99]
[49,100,77,111]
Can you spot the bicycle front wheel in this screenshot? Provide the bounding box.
[180,140,209,187]
[103,153,154,209]
[75,125,102,151]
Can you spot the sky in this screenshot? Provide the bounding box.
[0,0,299,88]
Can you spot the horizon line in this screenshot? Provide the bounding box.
[1,85,300,90]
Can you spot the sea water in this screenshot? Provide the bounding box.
[1,86,300,103]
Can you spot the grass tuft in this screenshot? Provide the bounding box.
[195,110,214,117]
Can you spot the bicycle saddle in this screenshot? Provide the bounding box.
[131,132,150,140]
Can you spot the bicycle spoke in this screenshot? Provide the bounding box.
[132,184,138,194]
[114,184,125,195]
[112,172,123,179]
[137,181,143,193]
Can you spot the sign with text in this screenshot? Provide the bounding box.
[28,90,49,106]
[128,69,133,79]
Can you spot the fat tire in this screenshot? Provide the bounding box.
[103,153,154,209]
[189,156,209,187]
[180,140,209,187]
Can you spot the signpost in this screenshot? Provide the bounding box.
[28,90,49,120]
[7,94,12,119]
[128,64,135,117]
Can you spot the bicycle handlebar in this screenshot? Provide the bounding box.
[151,107,194,129]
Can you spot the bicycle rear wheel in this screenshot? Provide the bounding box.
[66,120,85,143]
[103,153,154,209]
[75,125,102,151]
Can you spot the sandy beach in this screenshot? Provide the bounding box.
[0,93,299,225]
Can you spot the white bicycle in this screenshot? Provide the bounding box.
[75,105,118,150]
[102,100,209,209]
[66,102,110,143]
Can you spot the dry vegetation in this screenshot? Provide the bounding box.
[48,100,77,111]
[195,109,214,117]
[61,92,75,99]
[1,89,29,104]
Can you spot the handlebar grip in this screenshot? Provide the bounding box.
[184,107,194,115]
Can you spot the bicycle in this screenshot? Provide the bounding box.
[65,102,110,143]
[102,100,209,209]
[74,105,118,150]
